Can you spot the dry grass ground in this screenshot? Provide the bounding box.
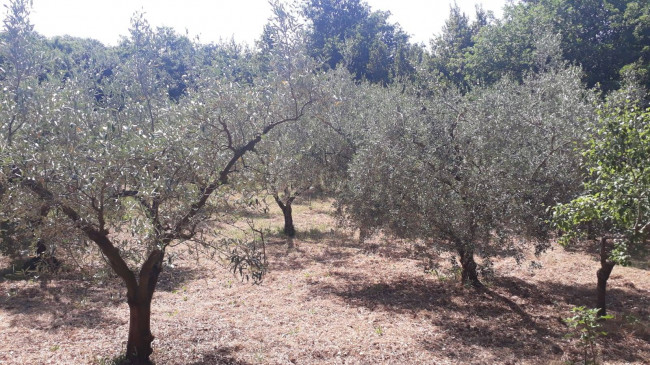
[0,198,648,364]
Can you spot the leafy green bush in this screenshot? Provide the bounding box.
[564,306,613,365]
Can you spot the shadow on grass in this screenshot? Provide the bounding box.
[319,233,424,261]
[0,264,203,331]
[188,345,250,365]
[311,247,357,268]
[0,276,124,330]
[157,265,200,293]
[0,256,64,283]
[0,261,30,282]
[308,272,649,364]
[296,227,338,241]
[266,240,357,272]
[265,227,352,244]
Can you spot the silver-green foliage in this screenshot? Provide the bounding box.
[340,64,595,283]
[0,0,322,281]
[0,2,324,361]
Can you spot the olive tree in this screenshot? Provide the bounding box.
[248,2,354,240]
[251,82,354,239]
[0,4,323,364]
[114,14,174,132]
[341,63,595,287]
[553,104,650,316]
[252,119,326,238]
[0,0,52,257]
[0,0,41,146]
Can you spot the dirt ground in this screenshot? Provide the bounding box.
[0,198,648,364]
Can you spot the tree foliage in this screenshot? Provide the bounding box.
[301,0,415,84]
[2,0,650,362]
[464,0,650,91]
[554,105,650,263]
[553,103,650,315]
[340,64,595,286]
[429,4,491,91]
[0,1,325,363]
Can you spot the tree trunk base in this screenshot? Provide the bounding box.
[276,197,296,238]
[126,300,155,365]
[286,236,295,250]
[458,246,482,288]
[597,237,615,317]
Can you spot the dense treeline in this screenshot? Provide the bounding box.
[0,0,648,363]
[430,0,650,92]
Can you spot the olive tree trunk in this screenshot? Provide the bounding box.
[126,299,155,364]
[274,195,296,237]
[87,234,163,364]
[85,226,163,364]
[21,176,164,365]
[456,243,482,288]
[359,226,370,244]
[596,236,615,317]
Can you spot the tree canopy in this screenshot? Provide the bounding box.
[1,0,649,363]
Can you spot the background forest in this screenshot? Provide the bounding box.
[0,0,649,364]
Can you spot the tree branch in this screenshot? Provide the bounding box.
[20,176,138,292]
[171,101,313,236]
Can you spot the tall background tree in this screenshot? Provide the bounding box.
[428,4,491,91]
[301,0,416,84]
[462,0,650,91]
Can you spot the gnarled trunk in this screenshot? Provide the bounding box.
[124,250,163,364]
[596,237,615,317]
[282,203,295,237]
[126,298,155,364]
[274,195,296,238]
[457,244,482,288]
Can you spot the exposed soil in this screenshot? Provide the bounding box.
[0,199,648,364]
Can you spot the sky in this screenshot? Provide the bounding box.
[1,0,507,47]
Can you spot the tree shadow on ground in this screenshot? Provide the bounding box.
[308,272,649,364]
[291,229,420,264]
[0,256,65,283]
[0,259,26,280]
[157,265,200,293]
[267,242,356,272]
[0,264,208,331]
[485,276,649,364]
[0,277,123,330]
[265,239,308,272]
[310,247,356,268]
[187,345,251,365]
[295,228,351,243]
[333,234,440,261]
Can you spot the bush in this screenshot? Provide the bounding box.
[564,306,613,365]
